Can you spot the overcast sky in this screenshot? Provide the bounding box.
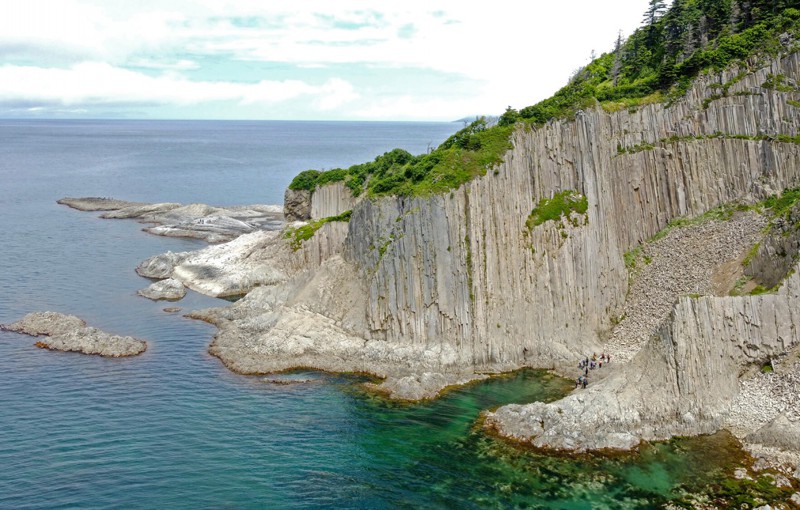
[1,0,648,121]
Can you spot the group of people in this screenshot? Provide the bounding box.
[575,352,611,389]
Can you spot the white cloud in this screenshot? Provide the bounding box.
[0,1,651,119]
[128,59,200,71]
[0,62,359,108]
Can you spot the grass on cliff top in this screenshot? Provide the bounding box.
[288,118,513,198]
[284,210,352,250]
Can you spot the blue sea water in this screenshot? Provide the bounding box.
[0,120,747,509]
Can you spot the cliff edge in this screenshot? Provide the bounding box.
[130,50,800,460]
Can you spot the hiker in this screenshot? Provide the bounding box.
[582,378,588,389]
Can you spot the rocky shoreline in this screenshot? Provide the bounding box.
[58,197,283,243]
[50,52,800,480]
[2,311,147,357]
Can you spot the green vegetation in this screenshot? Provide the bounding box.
[284,210,352,250]
[742,242,761,267]
[508,2,800,125]
[288,119,512,198]
[762,186,800,217]
[624,246,643,269]
[289,1,800,200]
[526,190,588,230]
[762,72,800,91]
[710,474,794,508]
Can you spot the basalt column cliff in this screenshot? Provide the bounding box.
[185,50,800,441]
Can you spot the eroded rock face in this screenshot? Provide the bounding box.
[1,312,147,357]
[486,270,800,451]
[284,189,311,221]
[136,251,189,279]
[59,198,283,243]
[746,202,800,289]
[747,415,800,452]
[137,278,186,301]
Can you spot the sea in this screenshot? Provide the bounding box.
[0,120,748,509]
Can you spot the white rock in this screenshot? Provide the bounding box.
[137,278,186,301]
[1,312,147,357]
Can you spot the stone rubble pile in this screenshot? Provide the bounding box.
[606,212,767,362]
[728,356,800,432]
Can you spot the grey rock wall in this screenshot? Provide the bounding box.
[284,189,311,221]
[210,51,800,403]
[485,270,800,451]
[326,51,800,373]
[310,182,357,219]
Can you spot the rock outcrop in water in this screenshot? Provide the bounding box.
[1,312,147,357]
[59,197,283,243]
[137,278,187,301]
[135,52,800,454]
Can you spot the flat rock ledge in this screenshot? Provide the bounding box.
[137,278,186,301]
[187,287,490,400]
[1,312,147,357]
[58,197,283,243]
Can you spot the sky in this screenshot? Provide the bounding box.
[0,0,649,121]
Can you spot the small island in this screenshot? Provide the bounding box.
[1,312,147,357]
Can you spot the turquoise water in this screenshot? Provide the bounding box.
[0,120,752,508]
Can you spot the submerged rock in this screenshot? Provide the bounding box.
[137,278,186,301]
[262,377,317,385]
[1,312,147,357]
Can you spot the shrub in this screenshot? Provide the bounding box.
[526,190,589,230]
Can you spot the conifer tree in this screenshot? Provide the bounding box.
[643,0,668,26]
[612,30,624,86]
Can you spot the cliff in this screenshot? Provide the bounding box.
[161,52,800,454]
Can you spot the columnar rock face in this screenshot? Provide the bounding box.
[310,182,357,219]
[485,271,800,451]
[334,52,800,371]
[194,52,800,411]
